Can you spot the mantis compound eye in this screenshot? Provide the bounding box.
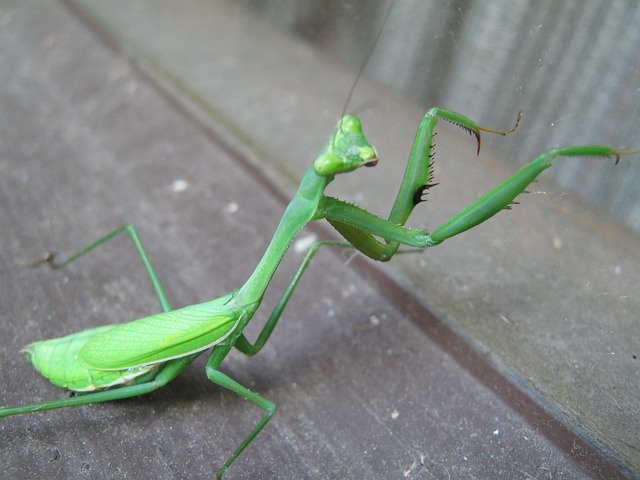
[360,146,378,167]
[313,153,343,176]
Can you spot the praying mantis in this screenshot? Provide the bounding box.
[1,103,638,477]
[3,3,640,478]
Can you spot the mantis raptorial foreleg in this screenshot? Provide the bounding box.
[426,145,634,245]
[319,110,636,254]
[322,108,522,260]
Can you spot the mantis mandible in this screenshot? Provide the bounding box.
[1,105,638,476]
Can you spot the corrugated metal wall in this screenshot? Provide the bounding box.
[240,0,640,232]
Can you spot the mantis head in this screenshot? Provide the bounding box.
[313,115,378,177]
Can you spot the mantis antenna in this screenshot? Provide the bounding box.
[339,0,397,119]
[331,0,397,149]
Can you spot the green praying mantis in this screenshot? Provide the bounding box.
[1,104,639,477]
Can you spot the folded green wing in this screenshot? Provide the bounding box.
[23,325,157,392]
[79,291,240,370]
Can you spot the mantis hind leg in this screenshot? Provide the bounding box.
[0,356,193,418]
[0,224,188,417]
[46,223,171,311]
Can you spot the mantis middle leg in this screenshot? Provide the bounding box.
[235,240,352,355]
[205,345,277,479]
